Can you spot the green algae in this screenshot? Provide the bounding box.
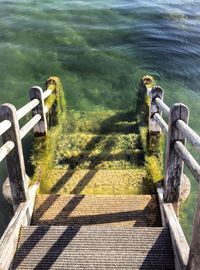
[30,77,67,193]
[30,76,164,196]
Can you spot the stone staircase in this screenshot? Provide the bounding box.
[12,109,175,269]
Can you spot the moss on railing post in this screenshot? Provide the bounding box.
[137,75,164,193]
[31,77,67,192]
[45,76,66,127]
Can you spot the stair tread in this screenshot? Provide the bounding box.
[13,226,174,269]
[32,194,161,227]
[39,169,147,194]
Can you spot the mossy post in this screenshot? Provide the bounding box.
[46,76,66,127]
[141,76,164,192]
[30,77,67,192]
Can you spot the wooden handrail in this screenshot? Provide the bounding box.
[20,114,41,140]
[155,97,170,117]
[0,78,60,210]
[176,119,200,153]
[0,120,12,136]
[174,141,200,183]
[153,112,168,134]
[148,83,200,269]
[0,141,15,162]
[17,98,40,121]
[0,77,63,270]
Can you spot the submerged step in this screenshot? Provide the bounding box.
[32,194,161,227]
[66,110,138,134]
[39,169,147,194]
[55,133,143,170]
[13,226,174,269]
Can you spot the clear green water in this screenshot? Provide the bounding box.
[0,0,200,241]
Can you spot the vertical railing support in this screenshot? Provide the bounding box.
[187,184,200,269]
[0,104,28,210]
[30,86,47,136]
[163,103,189,213]
[149,86,164,133]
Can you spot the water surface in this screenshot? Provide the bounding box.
[0,0,200,241]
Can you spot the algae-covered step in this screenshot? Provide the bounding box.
[54,133,144,169]
[65,110,139,134]
[40,169,147,195]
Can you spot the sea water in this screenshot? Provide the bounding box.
[0,0,200,241]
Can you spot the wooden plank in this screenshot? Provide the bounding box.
[16,99,39,121]
[149,86,164,132]
[0,141,15,162]
[29,86,47,136]
[176,119,200,154]
[153,113,168,134]
[163,103,189,213]
[0,120,11,136]
[43,89,52,100]
[20,114,41,139]
[0,183,39,270]
[187,183,200,270]
[155,97,170,117]
[0,103,28,209]
[163,203,189,270]
[174,141,200,182]
[157,187,167,227]
[157,187,189,270]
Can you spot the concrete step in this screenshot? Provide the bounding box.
[32,194,161,227]
[13,226,174,269]
[39,169,147,194]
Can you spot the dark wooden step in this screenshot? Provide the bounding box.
[13,226,174,269]
[32,195,162,227]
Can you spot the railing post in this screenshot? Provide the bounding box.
[187,184,200,269]
[149,86,164,133]
[163,103,189,213]
[0,104,28,210]
[30,86,47,136]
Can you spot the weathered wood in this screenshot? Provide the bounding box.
[20,114,41,139]
[44,106,49,114]
[0,103,28,209]
[16,98,39,121]
[0,141,15,162]
[30,86,47,136]
[187,183,200,270]
[157,187,167,227]
[0,120,11,136]
[164,203,189,270]
[163,103,189,212]
[174,141,200,182]
[149,86,164,132]
[176,119,200,154]
[0,183,39,270]
[43,89,53,100]
[155,97,170,117]
[157,187,189,270]
[153,113,168,134]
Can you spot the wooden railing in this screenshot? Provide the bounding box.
[149,86,200,270]
[0,77,59,210]
[0,77,63,269]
